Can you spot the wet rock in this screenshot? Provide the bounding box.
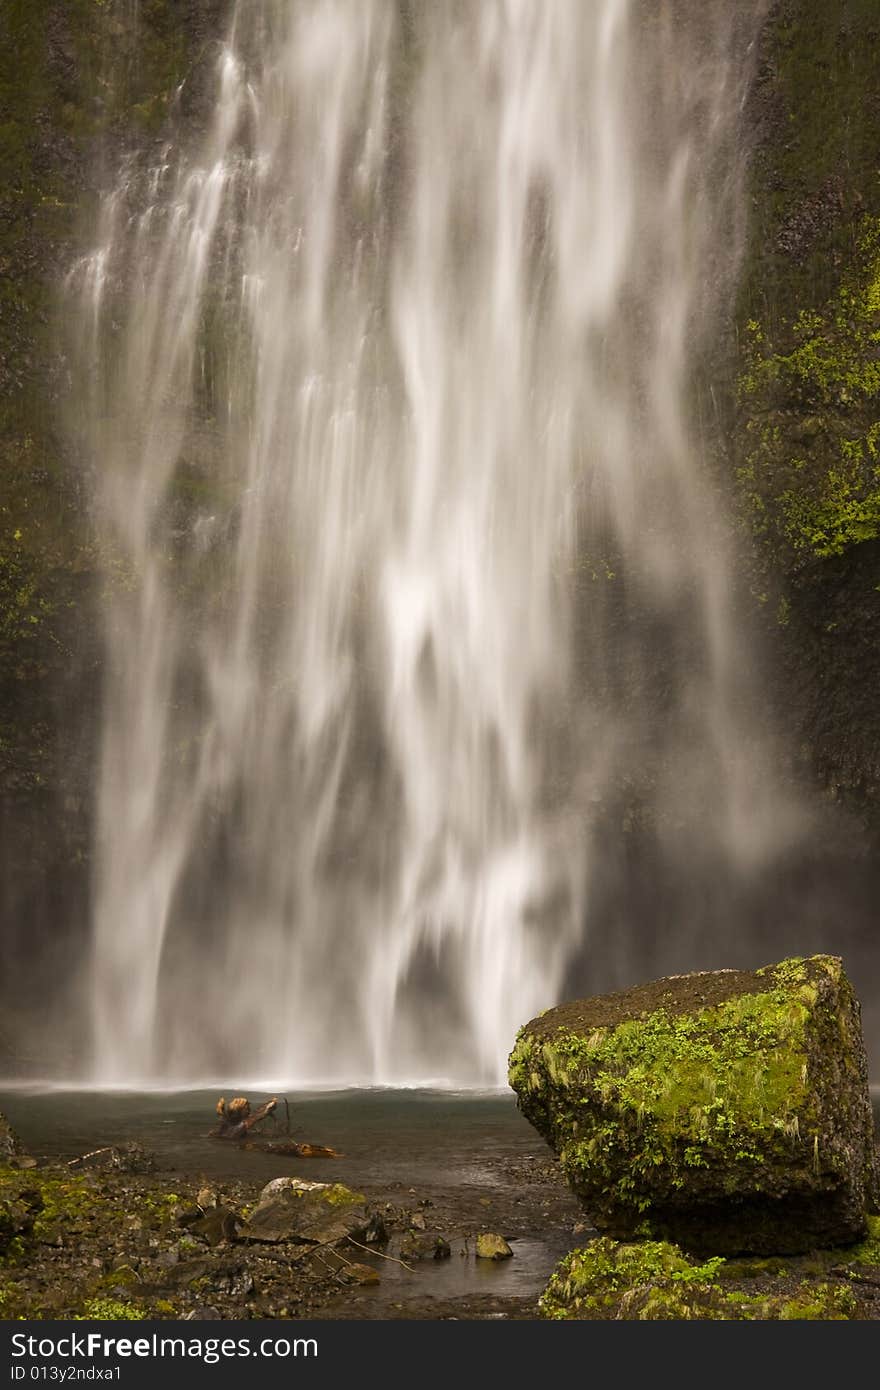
[259,1177,328,1201]
[0,1188,42,1256]
[0,1112,32,1169]
[475,1233,513,1260]
[68,1143,157,1175]
[362,1212,388,1245]
[408,1211,427,1231]
[160,1257,214,1289]
[509,955,880,1255]
[400,1231,452,1261]
[196,1187,218,1210]
[243,1182,367,1246]
[174,1207,204,1228]
[208,1264,255,1298]
[190,1207,239,1246]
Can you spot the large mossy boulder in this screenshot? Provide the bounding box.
[509,956,879,1254]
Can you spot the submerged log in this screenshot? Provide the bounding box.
[243,1140,342,1159]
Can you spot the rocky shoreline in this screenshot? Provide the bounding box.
[2,1119,879,1321]
[0,1126,585,1321]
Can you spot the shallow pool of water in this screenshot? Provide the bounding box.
[0,1087,550,1188]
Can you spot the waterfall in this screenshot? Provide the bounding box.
[70,0,789,1087]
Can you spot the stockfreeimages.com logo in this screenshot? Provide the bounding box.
[10,1332,317,1368]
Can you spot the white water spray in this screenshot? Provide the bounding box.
[71,0,788,1087]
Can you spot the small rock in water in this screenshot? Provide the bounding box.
[363,1212,388,1245]
[408,1211,427,1231]
[401,1231,451,1261]
[475,1233,514,1261]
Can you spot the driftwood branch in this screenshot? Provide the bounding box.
[346,1235,415,1272]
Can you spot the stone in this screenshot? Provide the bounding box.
[408,1211,427,1231]
[242,1182,368,1246]
[196,1187,218,1210]
[174,1207,203,1229]
[0,1189,41,1257]
[258,1177,329,1201]
[475,1232,513,1260]
[400,1231,452,1261]
[190,1207,239,1246]
[362,1212,388,1245]
[68,1143,157,1175]
[0,1111,31,1169]
[509,955,880,1255]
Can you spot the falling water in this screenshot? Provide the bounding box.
[70,0,788,1087]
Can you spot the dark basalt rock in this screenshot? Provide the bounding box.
[0,1110,32,1169]
[509,955,880,1255]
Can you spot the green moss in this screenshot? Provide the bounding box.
[540,1239,858,1320]
[76,1298,146,1321]
[138,1190,180,1229]
[846,1213,880,1265]
[0,1167,112,1252]
[92,1265,140,1295]
[738,219,880,564]
[279,1183,365,1209]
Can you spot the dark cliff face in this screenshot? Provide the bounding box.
[0,0,230,1063]
[735,0,880,840]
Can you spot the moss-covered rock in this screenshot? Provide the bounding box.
[475,1232,513,1261]
[242,1182,367,1247]
[509,955,879,1254]
[539,1237,859,1320]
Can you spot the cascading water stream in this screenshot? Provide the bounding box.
[70,0,791,1087]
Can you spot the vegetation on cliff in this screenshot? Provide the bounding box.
[734,0,880,822]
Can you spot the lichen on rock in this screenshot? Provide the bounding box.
[509,955,879,1254]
